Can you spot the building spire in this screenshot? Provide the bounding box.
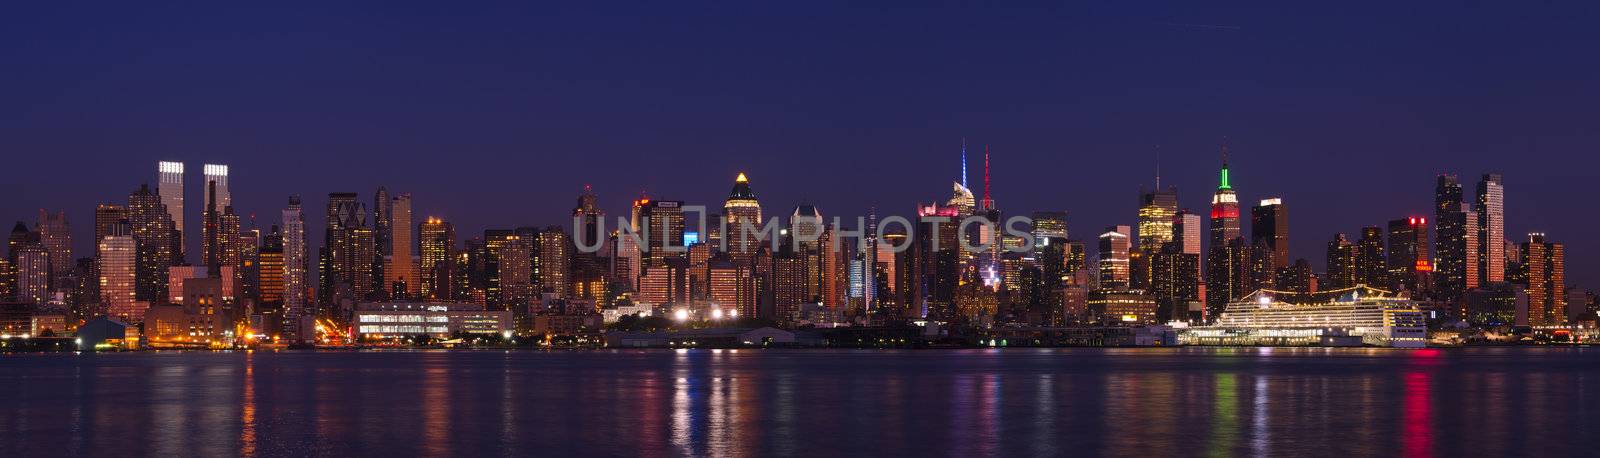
[980,145,995,211]
[1154,144,1162,189]
[1218,138,1232,190]
[960,138,969,189]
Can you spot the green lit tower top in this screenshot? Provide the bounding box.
[1209,142,1241,246]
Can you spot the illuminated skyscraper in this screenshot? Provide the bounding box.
[383,193,418,299]
[127,184,176,303]
[1205,147,1245,318]
[637,200,686,266]
[1097,225,1131,290]
[1354,226,1387,288]
[258,225,284,305]
[99,232,139,320]
[321,192,374,307]
[1325,233,1357,290]
[1387,217,1431,293]
[536,228,571,298]
[1135,187,1177,289]
[1250,198,1289,272]
[724,173,762,258]
[15,244,49,304]
[419,217,454,300]
[1030,211,1068,245]
[203,164,230,211]
[1476,173,1505,283]
[1436,174,1479,301]
[35,209,71,294]
[158,161,185,260]
[1522,233,1565,326]
[93,204,126,255]
[497,234,534,307]
[573,185,604,250]
[373,187,391,296]
[281,196,310,342]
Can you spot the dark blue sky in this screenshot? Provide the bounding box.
[2,2,1597,287]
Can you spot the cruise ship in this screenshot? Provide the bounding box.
[1180,286,1428,348]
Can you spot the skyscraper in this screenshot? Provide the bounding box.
[536,228,571,298]
[321,192,374,306]
[1206,146,1245,318]
[419,217,454,300]
[258,225,284,305]
[158,161,184,261]
[724,173,762,258]
[384,193,418,299]
[15,244,49,304]
[127,184,176,304]
[1250,198,1289,273]
[1522,233,1565,326]
[373,186,391,297]
[1136,187,1177,290]
[1326,233,1357,290]
[573,185,604,250]
[1097,225,1131,290]
[99,231,139,321]
[281,196,310,342]
[203,163,230,211]
[1477,173,1505,283]
[1387,217,1431,293]
[637,200,686,266]
[35,209,71,294]
[1356,226,1387,288]
[93,204,126,255]
[1434,174,1474,299]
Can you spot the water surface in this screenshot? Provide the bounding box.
[1,347,1595,456]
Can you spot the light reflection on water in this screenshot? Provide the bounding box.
[0,347,1597,456]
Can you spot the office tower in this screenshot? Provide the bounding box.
[1387,217,1430,293]
[321,192,374,306]
[373,187,391,297]
[239,228,260,304]
[217,206,243,298]
[203,163,231,211]
[724,173,762,257]
[158,161,184,260]
[100,231,139,321]
[281,196,310,342]
[8,222,36,261]
[573,185,603,249]
[497,234,534,307]
[1209,146,1241,247]
[1137,188,1179,253]
[708,256,755,315]
[1204,238,1249,321]
[1277,259,1317,294]
[1097,225,1131,290]
[202,181,223,272]
[1356,226,1387,288]
[73,257,101,319]
[536,228,571,298]
[419,217,454,300]
[1476,173,1505,283]
[637,199,686,266]
[1151,242,1200,322]
[15,244,49,304]
[1523,233,1565,326]
[1326,233,1357,290]
[93,204,126,254]
[258,226,284,305]
[771,251,808,323]
[127,184,176,303]
[1436,205,1479,301]
[381,193,418,299]
[1031,211,1069,245]
[1250,198,1289,271]
[36,209,72,293]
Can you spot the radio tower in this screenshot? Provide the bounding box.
[980,145,995,211]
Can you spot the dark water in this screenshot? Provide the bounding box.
[1,347,1597,457]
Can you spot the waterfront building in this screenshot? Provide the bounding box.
[351,302,512,340]
[1087,289,1158,324]
[280,196,311,342]
[99,234,140,321]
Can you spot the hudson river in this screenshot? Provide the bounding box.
[2,348,1596,456]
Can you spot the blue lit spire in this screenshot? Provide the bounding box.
[961,138,968,189]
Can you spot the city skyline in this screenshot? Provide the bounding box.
[4,2,1596,288]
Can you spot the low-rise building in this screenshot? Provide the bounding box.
[353,302,512,340]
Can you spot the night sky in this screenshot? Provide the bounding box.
[3,2,1596,287]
